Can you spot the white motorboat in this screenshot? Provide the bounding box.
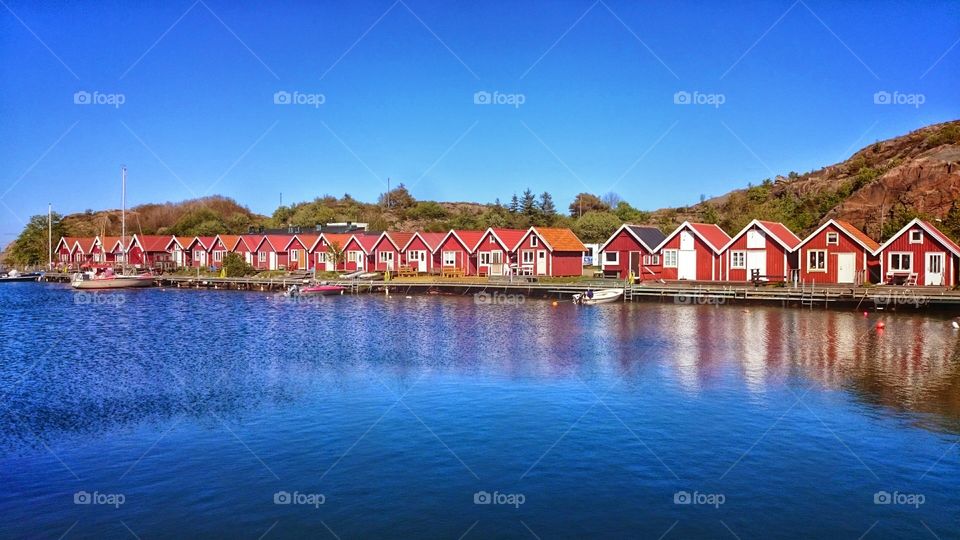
[572,288,623,305]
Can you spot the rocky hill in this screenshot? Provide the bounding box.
[658,120,960,240]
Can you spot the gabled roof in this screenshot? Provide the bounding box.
[132,235,173,252]
[346,233,380,254]
[435,230,485,254]
[311,233,353,252]
[185,236,216,250]
[55,236,79,252]
[212,234,241,251]
[477,228,528,252]
[656,222,731,254]
[401,231,447,252]
[517,227,587,252]
[99,236,125,253]
[598,224,666,253]
[795,219,879,253]
[284,233,319,251]
[722,219,801,252]
[874,218,960,257]
[165,236,187,250]
[233,235,261,252]
[254,234,294,252]
[374,231,416,251]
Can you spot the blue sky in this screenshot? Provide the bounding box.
[0,0,958,244]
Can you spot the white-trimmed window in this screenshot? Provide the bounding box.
[731,250,746,269]
[379,251,393,262]
[604,251,619,265]
[909,230,922,244]
[663,249,678,268]
[807,250,827,272]
[346,251,357,262]
[214,250,223,262]
[442,251,457,266]
[826,232,839,245]
[317,252,329,263]
[194,249,204,259]
[489,236,496,244]
[889,252,912,271]
[530,236,539,247]
[258,251,267,263]
[522,250,535,264]
[479,252,491,265]
[643,254,660,265]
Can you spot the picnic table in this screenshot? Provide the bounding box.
[396,265,417,277]
[885,271,917,286]
[440,267,465,278]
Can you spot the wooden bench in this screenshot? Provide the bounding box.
[395,266,417,278]
[750,270,787,287]
[440,267,465,278]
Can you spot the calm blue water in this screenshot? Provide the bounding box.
[0,283,958,539]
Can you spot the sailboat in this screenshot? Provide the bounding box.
[72,167,154,289]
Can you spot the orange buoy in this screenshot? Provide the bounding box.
[552,301,558,307]
[876,321,885,329]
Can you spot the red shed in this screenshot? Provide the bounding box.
[283,234,317,271]
[657,222,730,281]
[722,220,801,282]
[474,228,526,277]
[795,219,879,285]
[875,218,960,286]
[371,232,414,272]
[435,230,484,275]
[514,227,586,277]
[183,236,215,268]
[252,235,292,270]
[129,235,175,269]
[597,224,667,280]
[401,232,446,273]
[341,234,378,272]
[166,236,189,267]
[311,233,353,272]
[232,235,261,266]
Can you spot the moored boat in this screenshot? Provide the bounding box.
[71,271,154,289]
[0,270,43,282]
[285,283,345,297]
[572,288,623,305]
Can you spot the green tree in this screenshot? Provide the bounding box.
[573,211,621,243]
[569,193,609,217]
[170,208,227,236]
[407,201,449,220]
[8,212,65,266]
[521,189,538,216]
[538,192,557,217]
[612,201,649,223]
[379,183,416,209]
[508,194,520,214]
[326,240,346,269]
[222,252,255,277]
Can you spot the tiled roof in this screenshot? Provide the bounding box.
[487,228,527,251]
[534,227,587,252]
[625,225,667,251]
[756,221,801,250]
[834,220,879,252]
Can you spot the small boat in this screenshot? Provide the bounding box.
[72,271,154,289]
[356,272,383,281]
[285,283,345,297]
[338,270,365,279]
[71,167,154,291]
[0,269,43,282]
[572,288,623,305]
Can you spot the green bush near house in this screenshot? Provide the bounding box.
[222,252,255,277]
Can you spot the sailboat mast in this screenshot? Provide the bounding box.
[47,203,52,270]
[121,166,127,272]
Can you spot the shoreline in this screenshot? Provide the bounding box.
[37,272,960,314]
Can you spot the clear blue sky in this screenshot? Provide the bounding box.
[1,0,958,243]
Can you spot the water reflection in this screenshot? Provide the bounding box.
[2,287,960,455]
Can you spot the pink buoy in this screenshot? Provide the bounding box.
[876,322,885,329]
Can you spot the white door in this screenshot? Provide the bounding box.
[269,252,277,270]
[383,252,394,271]
[536,251,547,275]
[925,252,945,286]
[836,253,855,284]
[412,251,426,272]
[490,251,503,275]
[678,231,696,280]
[746,250,766,280]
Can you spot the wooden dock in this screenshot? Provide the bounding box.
[39,273,960,311]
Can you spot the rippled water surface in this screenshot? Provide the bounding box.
[1,283,959,539]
